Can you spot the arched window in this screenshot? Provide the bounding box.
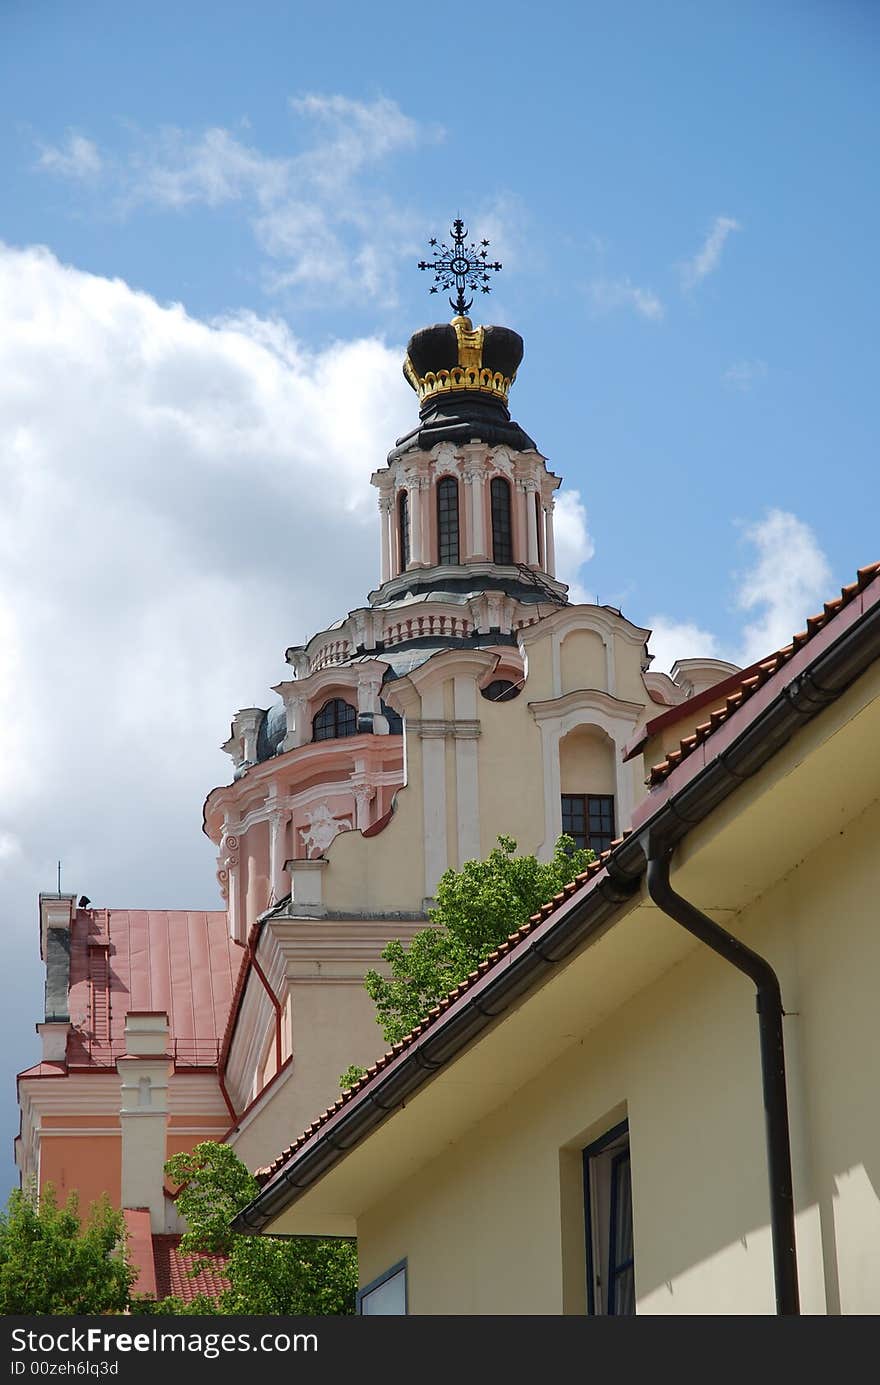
[312,698,358,741]
[491,477,513,565]
[436,476,460,565]
[398,490,410,571]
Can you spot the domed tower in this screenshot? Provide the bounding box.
[371,220,565,604]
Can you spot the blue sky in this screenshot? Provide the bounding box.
[1,0,877,1185]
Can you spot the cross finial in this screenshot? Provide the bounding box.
[418,218,502,316]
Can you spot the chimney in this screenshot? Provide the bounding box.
[118,1012,171,1233]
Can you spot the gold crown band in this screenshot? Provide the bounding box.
[404,316,516,405]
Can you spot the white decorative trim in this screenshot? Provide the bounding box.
[299,804,352,858]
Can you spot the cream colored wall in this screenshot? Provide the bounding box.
[230,978,390,1171]
[322,789,424,912]
[477,690,547,858]
[356,792,880,1315]
[559,726,615,796]
[560,630,605,693]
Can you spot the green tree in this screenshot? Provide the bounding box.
[0,1185,135,1315]
[163,1142,356,1315]
[355,834,594,1054]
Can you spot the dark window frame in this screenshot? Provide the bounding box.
[491,476,513,565]
[436,476,460,565]
[312,697,358,742]
[356,1258,408,1316]
[561,793,616,855]
[398,489,410,571]
[582,1119,634,1316]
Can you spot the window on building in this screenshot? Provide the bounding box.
[491,476,513,565]
[312,698,358,741]
[481,679,521,703]
[561,793,615,854]
[583,1121,634,1315]
[436,476,460,565]
[356,1260,407,1315]
[535,492,543,567]
[398,489,410,570]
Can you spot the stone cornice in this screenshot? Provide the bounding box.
[528,687,645,726]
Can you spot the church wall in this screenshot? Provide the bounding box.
[560,629,606,693]
[477,692,546,859]
[39,1132,121,1208]
[559,726,616,796]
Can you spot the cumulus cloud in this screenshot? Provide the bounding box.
[587,276,664,321]
[0,243,414,1134]
[723,359,768,390]
[734,509,832,664]
[646,509,833,672]
[36,96,437,306]
[680,215,741,290]
[645,618,723,674]
[553,489,595,601]
[36,131,103,180]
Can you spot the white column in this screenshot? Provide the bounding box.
[408,477,423,565]
[544,501,556,577]
[269,809,289,903]
[538,722,563,861]
[467,467,486,557]
[420,686,447,900]
[525,484,540,566]
[614,740,637,834]
[454,676,480,865]
[379,497,392,584]
[353,784,374,831]
[118,1013,170,1233]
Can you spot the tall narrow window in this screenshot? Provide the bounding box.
[398,490,410,570]
[436,476,460,565]
[535,493,544,567]
[561,794,615,854]
[491,476,513,565]
[583,1120,635,1315]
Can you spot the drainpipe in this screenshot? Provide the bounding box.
[646,849,799,1316]
[250,944,283,1073]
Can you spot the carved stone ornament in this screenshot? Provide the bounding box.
[299,805,352,859]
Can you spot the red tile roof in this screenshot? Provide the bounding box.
[647,562,880,786]
[151,1235,230,1303]
[63,909,240,1070]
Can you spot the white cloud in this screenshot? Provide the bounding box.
[734,509,832,665]
[645,618,723,674]
[0,243,415,1109]
[588,276,664,321]
[37,96,436,306]
[723,359,768,390]
[646,509,833,672]
[37,132,103,179]
[680,215,741,290]
[553,489,595,601]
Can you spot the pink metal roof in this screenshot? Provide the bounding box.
[64,909,241,1070]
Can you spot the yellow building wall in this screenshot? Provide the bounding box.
[560,630,605,693]
[356,793,880,1315]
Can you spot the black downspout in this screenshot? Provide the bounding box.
[646,850,800,1316]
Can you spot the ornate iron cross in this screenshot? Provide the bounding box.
[418,218,502,316]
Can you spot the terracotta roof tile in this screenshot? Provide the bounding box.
[647,562,880,787]
[151,1235,229,1303]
